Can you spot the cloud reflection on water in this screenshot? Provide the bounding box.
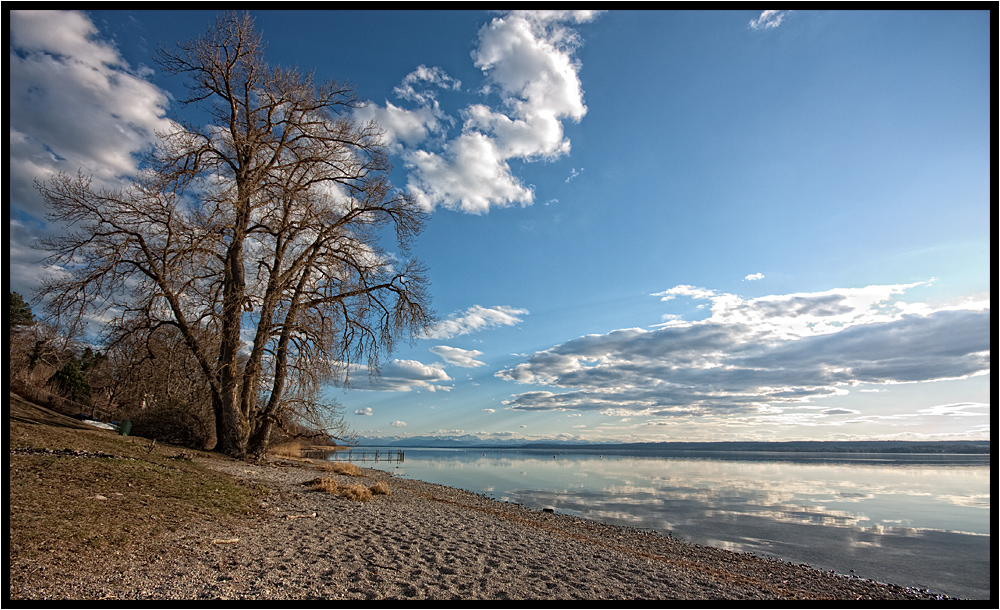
[367,449,990,598]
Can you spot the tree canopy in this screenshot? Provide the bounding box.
[35,12,433,458]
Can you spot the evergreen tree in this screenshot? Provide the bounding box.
[9,292,35,333]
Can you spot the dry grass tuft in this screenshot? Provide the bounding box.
[306,477,388,501]
[370,481,391,496]
[322,461,363,477]
[268,440,305,459]
[338,483,374,501]
[307,477,340,494]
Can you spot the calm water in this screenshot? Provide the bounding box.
[338,447,991,600]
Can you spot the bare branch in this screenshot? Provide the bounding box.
[35,11,433,459]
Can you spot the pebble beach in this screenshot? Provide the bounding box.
[11,457,950,600]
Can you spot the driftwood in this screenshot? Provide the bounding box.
[283,512,318,520]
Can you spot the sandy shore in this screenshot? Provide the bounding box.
[13,457,948,600]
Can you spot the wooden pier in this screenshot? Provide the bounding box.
[333,449,405,464]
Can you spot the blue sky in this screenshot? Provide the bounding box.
[9,10,991,443]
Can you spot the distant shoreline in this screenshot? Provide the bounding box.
[350,440,991,454]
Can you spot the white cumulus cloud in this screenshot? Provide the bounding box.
[394,64,462,104]
[355,101,450,149]
[426,305,528,339]
[498,283,990,418]
[430,345,486,368]
[8,10,175,297]
[749,10,789,30]
[364,11,598,214]
[9,10,173,215]
[351,359,452,393]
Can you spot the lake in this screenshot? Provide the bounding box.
[335,447,991,600]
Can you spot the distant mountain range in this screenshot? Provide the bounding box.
[353,434,575,449]
[353,436,990,454]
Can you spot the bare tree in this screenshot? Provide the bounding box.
[35,12,432,458]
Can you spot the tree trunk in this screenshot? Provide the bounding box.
[246,417,273,460]
[214,390,247,458]
[214,188,251,458]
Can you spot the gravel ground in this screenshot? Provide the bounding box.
[10,457,949,601]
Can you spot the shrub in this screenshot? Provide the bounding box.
[127,399,214,450]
